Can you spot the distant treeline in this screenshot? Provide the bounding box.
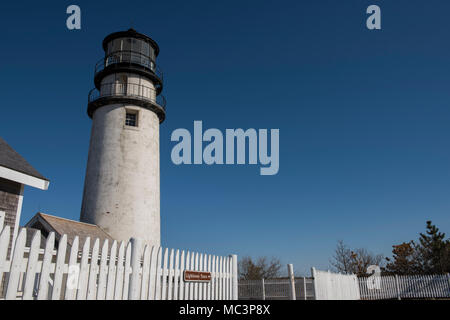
[330,221,450,276]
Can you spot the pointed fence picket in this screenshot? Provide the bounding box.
[122,242,132,300]
[76,237,90,300]
[193,252,199,300]
[173,249,180,300]
[0,226,10,288]
[178,250,185,300]
[183,251,190,299]
[161,247,168,300]
[167,249,174,300]
[5,228,26,300]
[129,238,142,300]
[140,245,151,300]
[87,238,100,300]
[148,246,158,300]
[0,224,238,300]
[114,241,125,300]
[97,240,109,300]
[154,247,162,300]
[51,234,67,300]
[64,236,79,300]
[105,240,117,300]
[22,230,40,300]
[212,255,216,300]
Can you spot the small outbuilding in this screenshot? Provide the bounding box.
[0,137,49,256]
[25,212,113,249]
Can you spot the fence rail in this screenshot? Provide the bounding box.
[238,278,315,300]
[0,221,237,300]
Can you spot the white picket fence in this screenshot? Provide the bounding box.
[311,268,360,300]
[358,274,450,300]
[0,222,238,300]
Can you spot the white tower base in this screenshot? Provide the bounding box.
[81,104,160,246]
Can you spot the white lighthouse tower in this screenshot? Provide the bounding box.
[80,29,165,246]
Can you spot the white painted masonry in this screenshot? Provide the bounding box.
[80,102,160,246]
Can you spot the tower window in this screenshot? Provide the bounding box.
[125,111,138,127]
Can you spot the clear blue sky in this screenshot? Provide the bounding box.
[1,0,450,276]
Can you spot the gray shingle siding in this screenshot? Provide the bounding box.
[0,177,21,259]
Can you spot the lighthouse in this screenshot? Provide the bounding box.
[80,29,165,246]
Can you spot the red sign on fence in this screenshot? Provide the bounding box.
[183,271,212,282]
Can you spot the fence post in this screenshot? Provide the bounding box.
[287,264,296,300]
[129,238,143,300]
[231,254,238,300]
[311,267,317,300]
[394,275,401,300]
[303,276,307,300]
[261,278,266,300]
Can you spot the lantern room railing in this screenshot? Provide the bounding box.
[94,51,164,82]
[88,82,166,110]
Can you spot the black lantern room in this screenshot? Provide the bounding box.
[87,29,166,122]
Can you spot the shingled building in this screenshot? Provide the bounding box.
[25,212,113,250]
[0,137,49,257]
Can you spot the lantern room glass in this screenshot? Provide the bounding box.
[106,38,154,60]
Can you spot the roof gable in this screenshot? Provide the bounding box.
[0,137,48,180]
[25,212,114,247]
